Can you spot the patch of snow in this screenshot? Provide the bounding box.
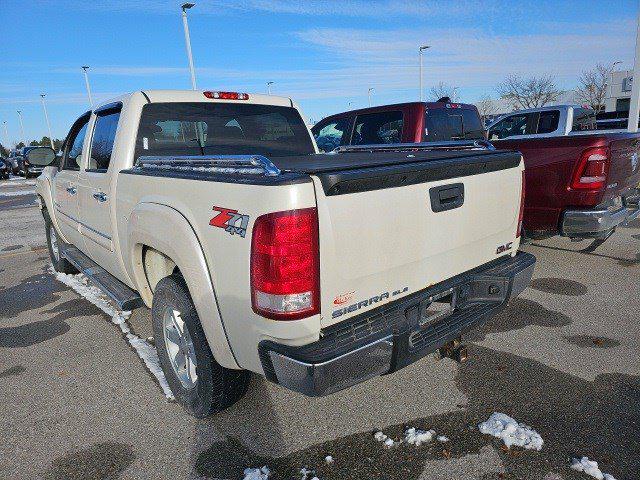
[570,457,617,480]
[437,435,450,443]
[299,467,319,480]
[404,427,436,446]
[478,412,543,451]
[324,455,334,464]
[50,266,174,399]
[0,189,36,197]
[243,466,270,480]
[374,431,397,448]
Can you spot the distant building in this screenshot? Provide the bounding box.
[605,69,633,112]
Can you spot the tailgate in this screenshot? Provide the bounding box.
[607,135,640,198]
[312,152,524,327]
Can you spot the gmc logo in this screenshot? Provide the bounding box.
[496,242,513,254]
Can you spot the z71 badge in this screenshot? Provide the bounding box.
[210,206,249,238]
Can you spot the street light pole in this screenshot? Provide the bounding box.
[368,87,374,107]
[81,66,94,108]
[40,94,55,149]
[16,110,25,146]
[181,3,197,90]
[628,8,640,132]
[3,121,9,150]
[419,45,430,102]
[267,81,274,95]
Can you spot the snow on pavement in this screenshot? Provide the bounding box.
[478,412,544,451]
[571,457,617,480]
[0,189,36,197]
[404,427,436,446]
[50,266,174,399]
[243,466,271,480]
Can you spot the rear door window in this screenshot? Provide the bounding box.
[571,108,597,132]
[351,111,403,145]
[536,110,560,134]
[313,118,350,152]
[87,106,121,172]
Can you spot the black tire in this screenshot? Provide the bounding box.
[152,274,250,417]
[43,209,77,274]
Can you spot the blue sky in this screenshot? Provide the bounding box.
[1,0,638,145]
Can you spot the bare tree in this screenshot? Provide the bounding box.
[575,63,617,112]
[497,75,562,110]
[429,82,460,102]
[476,96,497,121]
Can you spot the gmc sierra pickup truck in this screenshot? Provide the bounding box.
[487,105,640,243]
[31,90,534,417]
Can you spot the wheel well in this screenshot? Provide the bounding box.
[142,246,177,293]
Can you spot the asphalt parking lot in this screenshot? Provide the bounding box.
[0,177,638,480]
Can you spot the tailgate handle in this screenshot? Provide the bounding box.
[429,183,464,212]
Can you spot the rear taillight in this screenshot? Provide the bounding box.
[251,208,320,320]
[571,147,609,190]
[517,170,525,238]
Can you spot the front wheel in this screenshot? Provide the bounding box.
[152,274,250,417]
[43,210,77,274]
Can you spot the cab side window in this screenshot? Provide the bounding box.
[536,110,560,134]
[313,118,349,152]
[351,111,403,145]
[489,113,532,140]
[62,115,90,171]
[88,107,121,172]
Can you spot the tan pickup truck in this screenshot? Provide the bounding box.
[31,90,535,417]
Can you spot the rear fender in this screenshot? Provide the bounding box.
[127,202,239,369]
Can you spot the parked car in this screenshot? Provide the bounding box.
[311,99,486,152]
[487,105,640,242]
[17,146,47,177]
[7,149,22,175]
[33,90,534,417]
[0,158,9,179]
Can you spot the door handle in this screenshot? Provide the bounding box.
[66,186,77,195]
[92,192,108,203]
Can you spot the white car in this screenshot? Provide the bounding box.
[31,89,535,417]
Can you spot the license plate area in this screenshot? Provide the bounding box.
[418,288,457,327]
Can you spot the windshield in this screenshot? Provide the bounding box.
[134,102,315,161]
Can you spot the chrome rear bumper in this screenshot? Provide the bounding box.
[561,189,640,239]
[259,252,536,397]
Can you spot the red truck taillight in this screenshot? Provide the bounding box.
[251,208,320,320]
[571,147,609,190]
[517,170,525,238]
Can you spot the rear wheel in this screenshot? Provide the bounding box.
[43,210,77,274]
[152,274,250,417]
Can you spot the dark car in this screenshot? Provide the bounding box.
[17,146,47,178]
[7,149,21,175]
[311,99,486,152]
[0,158,9,179]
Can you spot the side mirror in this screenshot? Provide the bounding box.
[26,147,57,166]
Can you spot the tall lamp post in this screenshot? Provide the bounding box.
[368,87,374,107]
[3,121,9,150]
[419,45,430,102]
[40,94,55,149]
[181,3,197,90]
[628,9,640,132]
[16,110,25,146]
[267,81,274,95]
[81,66,93,108]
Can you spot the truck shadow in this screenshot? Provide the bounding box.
[0,269,66,318]
[464,298,571,342]
[41,442,136,480]
[192,345,638,479]
[529,277,587,296]
[531,242,639,268]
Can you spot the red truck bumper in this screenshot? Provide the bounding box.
[560,188,640,239]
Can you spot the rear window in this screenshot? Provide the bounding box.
[351,111,403,145]
[424,107,484,142]
[134,102,315,161]
[571,108,597,132]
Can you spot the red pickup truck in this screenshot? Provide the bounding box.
[313,102,640,245]
[487,105,640,242]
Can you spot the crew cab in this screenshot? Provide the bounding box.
[31,90,534,417]
[311,100,485,152]
[487,105,640,242]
